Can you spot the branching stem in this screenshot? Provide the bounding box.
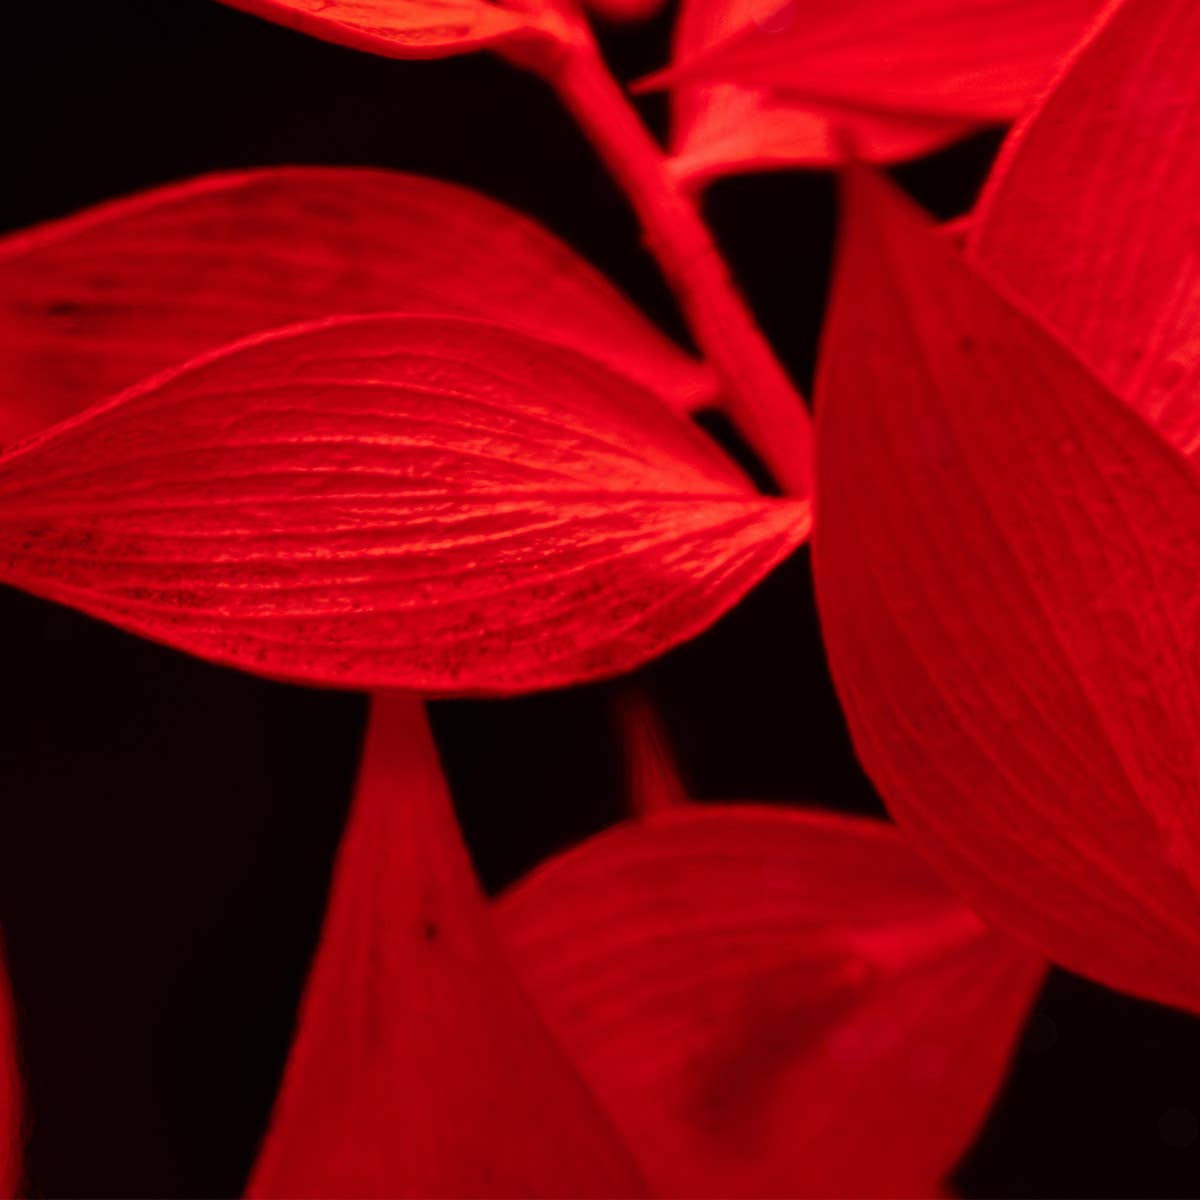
[534,32,813,498]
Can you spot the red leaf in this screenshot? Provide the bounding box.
[256,689,1038,1196]
[218,0,551,59]
[248,695,646,1198]
[814,167,1200,1014]
[649,0,1100,181]
[970,0,1200,460]
[498,804,1044,1198]
[0,315,807,693]
[0,168,712,447]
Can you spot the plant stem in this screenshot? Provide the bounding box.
[534,33,813,498]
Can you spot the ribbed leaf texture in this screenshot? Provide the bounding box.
[970,0,1200,460]
[498,804,1044,1197]
[0,314,806,693]
[814,167,1200,1015]
[0,168,712,447]
[651,0,1101,182]
[247,695,647,1198]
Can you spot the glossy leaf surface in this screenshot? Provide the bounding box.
[249,695,645,1197]
[654,0,1099,180]
[0,315,807,693]
[814,169,1200,1014]
[971,0,1200,460]
[498,805,1044,1198]
[0,168,712,446]
[218,0,548,59]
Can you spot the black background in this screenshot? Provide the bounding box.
[0,2,1198,1195]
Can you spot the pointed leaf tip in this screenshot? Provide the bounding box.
[662,0,1102,181]
[249,695,645,1197]
[217,0,554,60]
[971,0,1200,461]
[0,314,808,694]
[816,168,1200,1015]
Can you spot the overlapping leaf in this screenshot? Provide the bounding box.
[257,691,1040,1196]
[499,804,1044,1197]
[217,0,553,59]
[814,168,1200,1014]
[649,0,1100,181]
[970,0,1200,460]
[0,314,806,693]
[248,695,647,1197]
[0,167,712,447]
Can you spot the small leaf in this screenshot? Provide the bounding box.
[498,805,1044,1198]
[248,695,646,1197]
[0,168,713,446]
[218,0,550,59]
[814,168,1200,1014]
[971,0,1200,460]
[0,315,807,694]
[650,0,1100,181]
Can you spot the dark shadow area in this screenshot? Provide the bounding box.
[957,970,1200,1198]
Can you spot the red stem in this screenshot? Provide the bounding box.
[535,35,813,498]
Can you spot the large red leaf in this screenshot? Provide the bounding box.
[498,804,1044,1198]
[814,168,1200,1014]
[649,0,1100,181]
[0,314,806,693]
[248,694,646,1197]
[217,0,554,59]
[0,168,712,447]
[970,0,1200,461]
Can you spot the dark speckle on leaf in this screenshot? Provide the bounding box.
[46,300,84,319]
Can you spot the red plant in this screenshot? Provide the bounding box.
[815,0,1200,1017]
[0,0,1196,1194]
